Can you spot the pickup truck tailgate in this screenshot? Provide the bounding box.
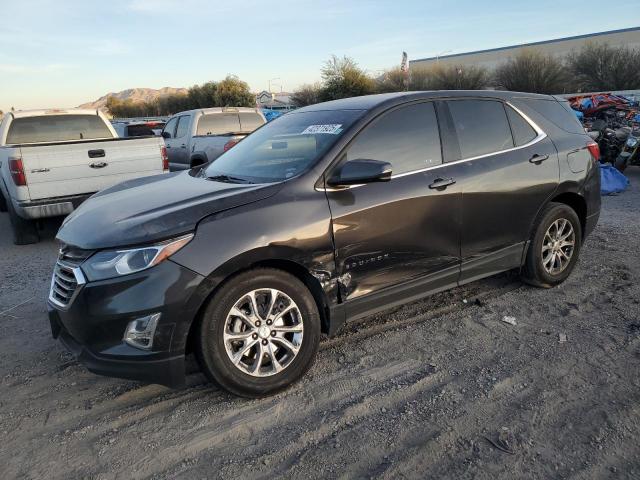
[20,138,165,200]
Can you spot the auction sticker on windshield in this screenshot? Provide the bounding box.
[302,124,342,134]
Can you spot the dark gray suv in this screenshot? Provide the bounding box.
[48,91,601,397]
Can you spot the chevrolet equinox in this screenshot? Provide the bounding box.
[48,91,601,397]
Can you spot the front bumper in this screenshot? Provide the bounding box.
[47,259,206,387]
[15,193,93,219]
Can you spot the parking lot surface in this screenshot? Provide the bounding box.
[1,170,639,479]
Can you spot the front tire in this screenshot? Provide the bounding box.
[7,200,39,245]
[522,203,582,288]
[195,268,321,397]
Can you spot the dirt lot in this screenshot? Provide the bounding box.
[1,170,639,480]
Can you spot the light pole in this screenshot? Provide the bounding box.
[268,77,282,93]
[435,50,452,63]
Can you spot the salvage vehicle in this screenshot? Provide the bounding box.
[0,109,169,244]
[614,124,640,172]
[48,91,601,397]
[112,119,166,137]
[161,107,266,171]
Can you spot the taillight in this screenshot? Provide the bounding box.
[586,142,600,163]
[223,139,239,152]
[9,158,26,186]
[160,146,169,171]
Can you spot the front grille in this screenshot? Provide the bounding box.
[48,246,92,309]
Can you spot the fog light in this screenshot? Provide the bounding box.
[124,313,160,350]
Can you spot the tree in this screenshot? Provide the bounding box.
[187,82,218,108]
[319,55,375,101]
[494,49,568,94]
[567,43,640,92]
[291,83,322,106]
[215,76,255,107]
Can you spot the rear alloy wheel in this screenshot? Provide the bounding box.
[541,218,576,275]
[522,202,582,288]
[196,269,320,397]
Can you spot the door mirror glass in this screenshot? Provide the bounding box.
[327,159,392,187]
[161,130,172,139]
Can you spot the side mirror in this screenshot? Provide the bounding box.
[161,131,172,139]
[327,159,392,187]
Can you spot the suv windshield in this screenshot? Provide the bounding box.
[204,109,364,183]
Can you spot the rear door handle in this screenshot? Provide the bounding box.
[529,154,549,164]
[429,177,456,190]
[180,144,187,149]
[88,149,105,158]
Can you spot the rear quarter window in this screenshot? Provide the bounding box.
[6,115,113,144]
[517,99,585,134]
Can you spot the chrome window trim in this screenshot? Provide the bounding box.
[318,100,546,192]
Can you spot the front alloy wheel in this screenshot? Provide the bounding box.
[196,269,320,397]
[223,289,304,377]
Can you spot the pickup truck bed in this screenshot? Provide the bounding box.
[0,109,169,244]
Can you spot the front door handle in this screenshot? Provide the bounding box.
[529,154,549,164]
[429,177,456,190]
[88,149,106,158]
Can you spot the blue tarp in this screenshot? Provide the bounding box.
[261,109,284,122]
[600,164,629,195]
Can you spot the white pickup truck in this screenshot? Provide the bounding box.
[0,109,168,244]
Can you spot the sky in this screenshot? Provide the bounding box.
[1,0,639,112]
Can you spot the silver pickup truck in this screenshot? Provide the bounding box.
[0,109,168,244]
[161,107,266,170]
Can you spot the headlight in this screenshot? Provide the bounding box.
[626,137,638,148]
[82,234,193,281]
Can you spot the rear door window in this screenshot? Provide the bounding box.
[196,113,241,136]
[446,100,514,159]
[506,105,538,146]
[6,115,113,144]
[346,102,442,175]
[239,112,265,132]
[175,116,191,138]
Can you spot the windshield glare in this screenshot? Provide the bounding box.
[204,109,364,183]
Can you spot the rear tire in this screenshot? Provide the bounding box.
[7,200,39,245]
[195,268,321,397]
[0,192,7,212]
[521,203,581,288]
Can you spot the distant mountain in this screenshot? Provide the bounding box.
[79,87,188,109]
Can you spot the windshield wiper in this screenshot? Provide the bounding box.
[207,174,254,184]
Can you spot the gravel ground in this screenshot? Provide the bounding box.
[1,170,639,480]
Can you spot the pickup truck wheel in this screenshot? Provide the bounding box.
[0,192,7,212]
[195,268,320,397]
[521,203,581,288]
[7,200,39,245]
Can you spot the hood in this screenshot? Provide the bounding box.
[57,171,282,250]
